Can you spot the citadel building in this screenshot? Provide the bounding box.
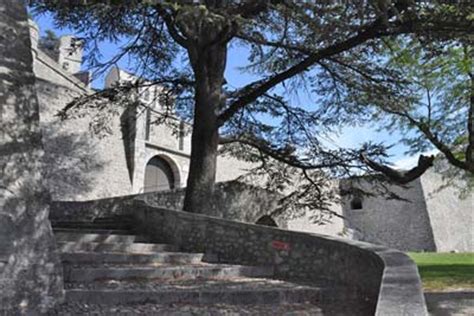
[28,20,473,253]
[29,19,249,201]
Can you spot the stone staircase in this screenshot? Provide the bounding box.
[47,215,353,315]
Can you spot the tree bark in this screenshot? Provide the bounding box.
[183,43,227,214]
[0,1,64,313]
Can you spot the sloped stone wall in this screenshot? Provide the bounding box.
[335,169,473,252]
[340,178,437,252]
[35,79,135,201]
[420,170,474,252]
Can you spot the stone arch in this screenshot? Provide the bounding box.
[144,155,181,192]
[255,215,278,227]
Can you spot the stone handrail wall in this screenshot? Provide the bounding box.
[51,181,286,226]
[131,201,428,316]
[142,181,286,227]
[49,192,427,315]
[50,195,139,221]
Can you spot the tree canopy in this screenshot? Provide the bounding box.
[30,0,473,215]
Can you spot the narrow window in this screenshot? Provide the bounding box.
[350,197,363,210]
[178,121,185,150]
[145,108,151,141]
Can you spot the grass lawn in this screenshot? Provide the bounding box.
[408,252,474,291]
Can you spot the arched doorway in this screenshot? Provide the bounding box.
[144,156,175,192]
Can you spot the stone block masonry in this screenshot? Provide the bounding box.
[340,178,437,252]
[131,201,428,316]
[50,181,287,227]
[143,181,287,226]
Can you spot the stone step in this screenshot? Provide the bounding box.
[57,242,177,253]
[93,215,133,221]
[65,264,274,282]
[53,228,132,235]
[51,221,132,230]
[49,302,329,315]
[64,277,320,306]
[55,233,138,243]
[132,235,151,243]
[91,216,133,224]
[60,252,204,265]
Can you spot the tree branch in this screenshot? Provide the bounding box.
[217,17,391,126]
[154,5,190,48]
[229,1,272,19]
[383,107,472,172]
[219,135,359,170]
[360,153,434,184]
[235,32,313,55]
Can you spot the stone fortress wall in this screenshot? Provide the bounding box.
[340,178,437,252]
[30,20,135,200]
[289,171,473,252]
[29,19,250,201]
[420,170,473,252]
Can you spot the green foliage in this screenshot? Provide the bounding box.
[383,40,470,153]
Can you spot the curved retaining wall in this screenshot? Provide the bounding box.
[131,201,427,316]
[49,196,427,315]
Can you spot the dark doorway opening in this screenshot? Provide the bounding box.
[350,197,363,210]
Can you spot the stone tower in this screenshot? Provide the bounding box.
[57,35,83,74]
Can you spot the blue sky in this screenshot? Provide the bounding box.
[31,13,432,169]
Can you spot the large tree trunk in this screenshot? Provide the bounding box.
[183,43,227,214]
[182,98,220,214]
[0,1,64,313]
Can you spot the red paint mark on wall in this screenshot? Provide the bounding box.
[272,240,290,251]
